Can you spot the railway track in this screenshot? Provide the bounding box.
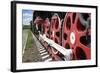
[32,33,53,62]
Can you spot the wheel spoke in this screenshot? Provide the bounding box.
[69,14,77,32]
[78,43,91,59]
[77,30,87,38]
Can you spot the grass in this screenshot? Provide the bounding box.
[25,29,33,49]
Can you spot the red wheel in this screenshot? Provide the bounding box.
[34,16,44,34]
[50,14,61,60]
[34,16,44,25]
[62,12,91,60]
[43,18,50,38]
[34,17,50,45]
[42,18,51,50]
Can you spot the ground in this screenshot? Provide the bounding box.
[22,29,42,63]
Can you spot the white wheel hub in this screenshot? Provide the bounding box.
[70,32,75,44]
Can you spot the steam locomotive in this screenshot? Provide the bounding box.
[31,11,91,61]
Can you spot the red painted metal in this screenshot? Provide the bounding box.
[34,16,43,25]
[34,17,50,50]
[33,12,91,61]
[43,18,50,38]
[50,14,61,60]
[62,12,91,60]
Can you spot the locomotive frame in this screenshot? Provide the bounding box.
[11,1,98,72]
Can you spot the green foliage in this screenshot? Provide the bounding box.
[23,25,31,29]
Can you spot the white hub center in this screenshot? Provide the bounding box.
[70,32,75,44]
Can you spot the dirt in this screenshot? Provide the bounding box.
[22,34,43,63]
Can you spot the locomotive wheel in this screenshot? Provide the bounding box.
[50,14,61,55]
[62,12,91,60]
[43,18,50,38]
[42,18,50,50]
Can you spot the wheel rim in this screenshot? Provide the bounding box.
[50,14,61,55]
[62,12,91,60]
[43,18,50,38]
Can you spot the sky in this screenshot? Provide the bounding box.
[22,10,33,25]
